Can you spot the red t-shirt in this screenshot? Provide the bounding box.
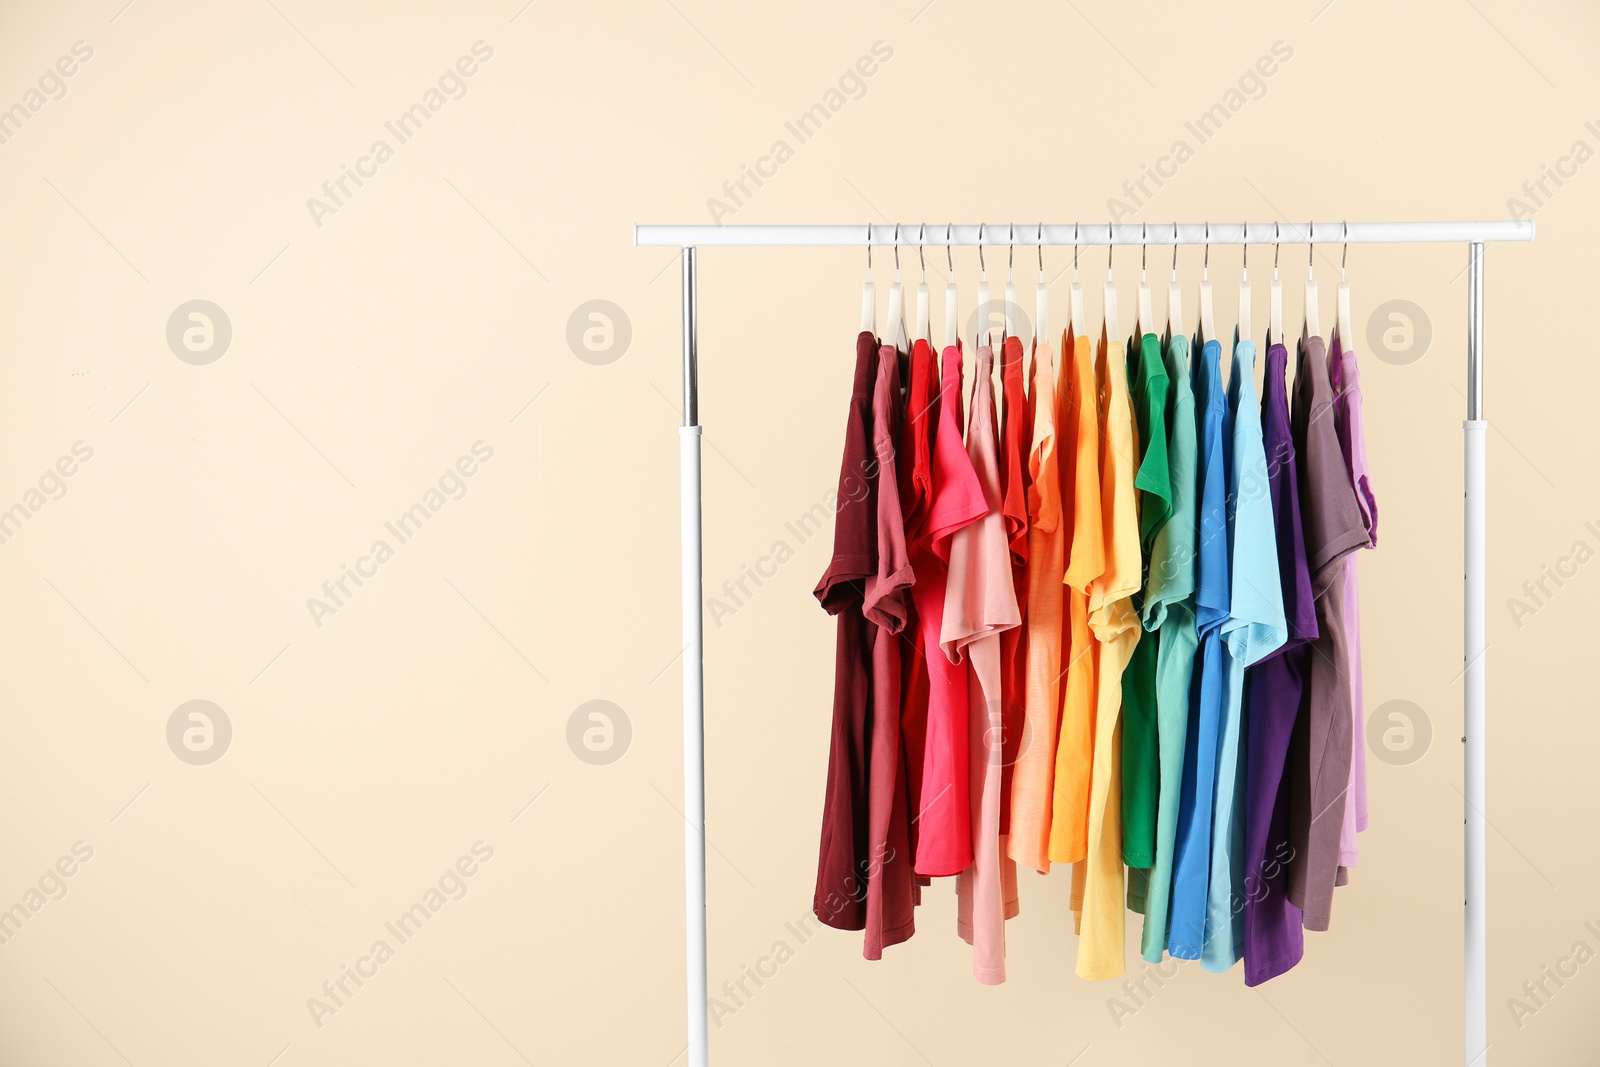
[813,331,880,928]
[996,335,1032,833]
[897,339,940,869]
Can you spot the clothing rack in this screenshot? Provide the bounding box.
[632,219,1535,1067]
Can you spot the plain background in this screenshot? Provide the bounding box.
[0,1,1596,1064]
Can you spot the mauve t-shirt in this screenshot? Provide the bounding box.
[1285,335,1369,931]
[813,331,881,928]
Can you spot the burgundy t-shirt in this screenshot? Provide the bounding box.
[813,331,880,929]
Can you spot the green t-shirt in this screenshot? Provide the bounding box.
[1121,333,1173,867]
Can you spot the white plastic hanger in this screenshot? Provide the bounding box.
[1269,221,1284,345]
[885,223,906,352]
[1238,222,1252,344]
[861,223,875,334]
[1199,222,1217,345]
[1069,223,1085,340]
[976,223,992,351]
[1004,224,1018,342]
[1167,224,1185,340]
[1336,222,1354,353]
[1137,222,1154,339]
[1103,228,1119,350]
[914,223,931,344]
[1034,223,1049,344]
[1303,222,1321,341]
[943,224,959,350]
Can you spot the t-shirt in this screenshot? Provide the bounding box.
[997,334,1032,834]
[1203,333,1287,972]
[1008,339,1064,874]
[1285,335,1369,931]
[1242,336,1318,986]
[1121,331,1172,869]
[897,339,941,865]
[1130,331,1199,963]
[1167,333,1230,959]
[909,344,989,877]
[1076,329,1144,981]
[1049,328,1103,867]
[1330,331,1378,872]
[859,343,919,959]
[945,344,1023,985]
[813,331,881,929]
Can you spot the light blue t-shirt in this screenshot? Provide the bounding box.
[1202,333,1289,972]
[1167,334,1230,959]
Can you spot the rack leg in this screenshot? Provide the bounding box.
[1464,242,1488,1067]
[679,247,710,1067]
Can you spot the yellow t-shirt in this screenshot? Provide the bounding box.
[1074,327,1144,981]
[1048,327,1102,868]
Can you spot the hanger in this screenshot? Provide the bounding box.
[1137,222,1153,338]
[1069,223,1085,339]
[1238,222,1252,344]
[1103,223,1119,349]
[915,223,931,343]
[976,223,992,351]
[1167,222,1185,340]
[861,223,875,334]
[885,223,906,351]
[1035,223,1049,344]
[943,224,958,349]
[1269,221,1284,344]
[1303,221,1321,340]
[1002,224,1018,343]
[1336,221,1353,352]
[1199,221,1217,344]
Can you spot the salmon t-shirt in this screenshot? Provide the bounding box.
[1075,328,1143,981]
[945,344,1023,985]
[1008,339,1063,873]
[1049,327,1103,867]
[910,343,988,877]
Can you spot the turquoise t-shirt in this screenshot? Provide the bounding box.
[1202,332,1288,972]
[1129,332,1199,962]
[1167,333,1229,960]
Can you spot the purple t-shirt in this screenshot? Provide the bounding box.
[1242,339,1318,985]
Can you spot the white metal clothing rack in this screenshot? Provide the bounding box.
[633,219,1535,1067]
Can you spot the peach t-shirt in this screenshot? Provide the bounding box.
[943,344,1022,985]
[1075,328,1143,981]
[1049,327,1102,868]
[1007,339,1064,873]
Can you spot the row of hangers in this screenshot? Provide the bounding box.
[861,223,1356,359]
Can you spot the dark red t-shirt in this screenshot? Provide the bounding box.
[813,331,879,929]
[997,335,1032,832]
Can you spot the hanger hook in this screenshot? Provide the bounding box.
[918,223,926,278]
[1073,222,1080,277]
[1141,221,1147,274]
[866,222,873,280]
[1341,220,1349,278]
[1037,222,1045,277]
[1171,222,1178,280]
[1308,220,1315,272]
[978,223,986,276]
[1008,222,1015,278]
[945,223,954,275]
[892,222,900,275]
[1204,222,1210,276]
[1273,221,1280,275]
[1241,221,1248,280]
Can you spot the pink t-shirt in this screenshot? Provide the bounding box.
[910,344,988,877]
[943,344,1022,985]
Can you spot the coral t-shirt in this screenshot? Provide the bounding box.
[944,344,1022,985]
[909,343,989,877]
[1007,339,1064,873]
[813,331,880,929]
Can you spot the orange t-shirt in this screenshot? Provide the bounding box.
[1049,327,1102,867]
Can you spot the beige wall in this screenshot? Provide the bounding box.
[0,0,1595,1064]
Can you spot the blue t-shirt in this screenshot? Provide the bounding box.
[1167,334,1231,959]
[1202,333,1289,971]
